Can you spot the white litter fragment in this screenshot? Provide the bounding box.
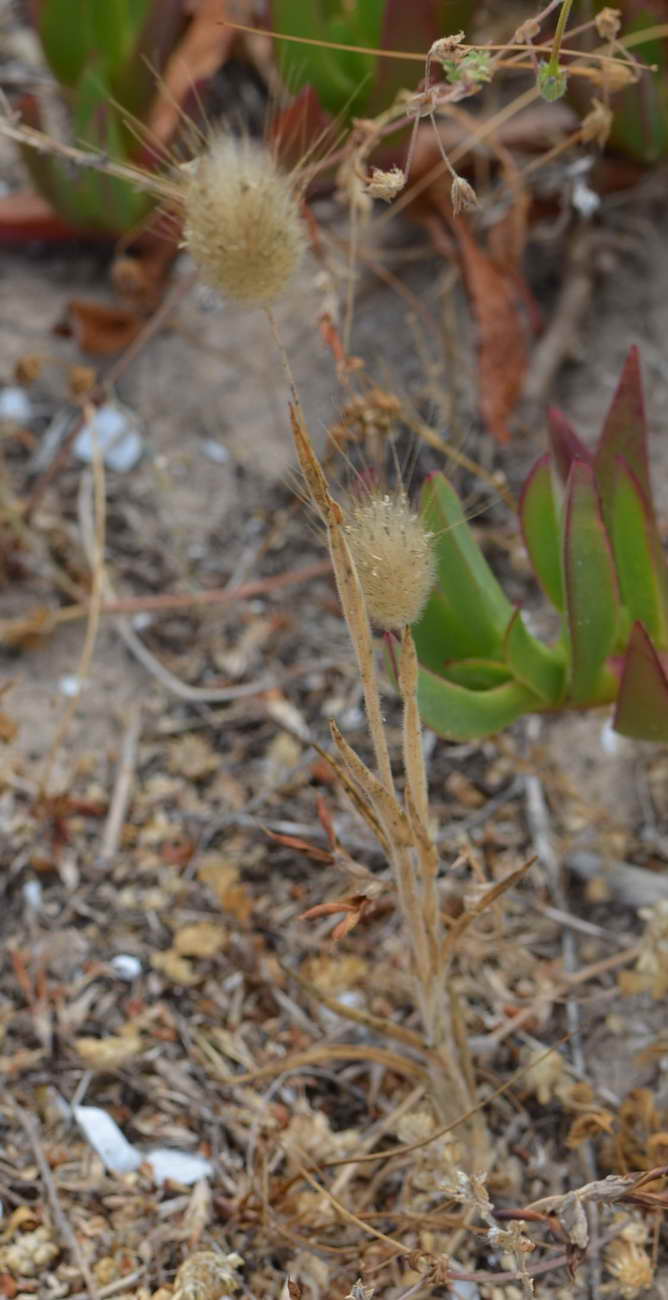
[572,177,600,217]
[23,879,42,910]
[73,1104,214,1185]
[600,718,621,755]
[59,674,81,698]
[201,438,229,464]
[73,1105,142,1174]
[144,1148,213,1186]
[450,1283,479,1300]
[110,954,142,981]
[0,385,33,423]
[74,402,144,472]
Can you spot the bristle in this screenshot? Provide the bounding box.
[180,135,305,304]
[344,490,436,631]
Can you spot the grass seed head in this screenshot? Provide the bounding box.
[344,489,436,631]
[181,135,306,304]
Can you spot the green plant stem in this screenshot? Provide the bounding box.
[548,0,575,72]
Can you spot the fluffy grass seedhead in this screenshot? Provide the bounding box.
[181,135,306,304]
[344,489,436,632]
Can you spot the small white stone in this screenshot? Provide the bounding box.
[110,954,142,981]
[0,386,32,423]
[74,403,144,472]
[600,718,621,754]
[59,675,81,697]
[23,879,42,910]
[201,438,229,464]
[73,1105,142,1174]
[145,1148,213,1185]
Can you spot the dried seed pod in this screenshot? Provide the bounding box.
[181,136,305,304]
[344,490,436,631]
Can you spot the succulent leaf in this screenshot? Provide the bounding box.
[609,456,668,647]
[519,453,564,609]
[415,473,513,661]
[614,621,668,741]
[547,406,592,486]
[417,666,541,741]
[562,461,620,705]
[595,346,651,506]
[503,609,565,703]
[439,659,512,690]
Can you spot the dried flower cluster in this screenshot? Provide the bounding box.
[181,136,305,304]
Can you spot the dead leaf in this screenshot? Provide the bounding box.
[146,0,239,149]
[75,1030,142,1070]
[0,608,53,650]
[59,300,143,356]
[453,217,530,443]
[173,922,227,958]
[151,949,199,986]
[0,190,96,243]
[168,734,219,780]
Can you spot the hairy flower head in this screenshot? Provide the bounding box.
[344,489,436,631]
[181,136,305,304]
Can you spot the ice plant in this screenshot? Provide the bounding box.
[15,0,186,234]
[410,348,668,741]
[271,0,476,121]
[180,136,306,304]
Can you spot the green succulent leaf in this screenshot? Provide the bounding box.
[563,461,621,704]
[595,345,651,508]
[614,621,668,741]
[519,453,564,609]
[503,609,565,704]
[66,65,152,230]
[417,666,541,741]
[38,0,153,89]
[609,456,668,647]
[439,659,512,690]
[547,406,592,487]
[271,0,377,116]
[414,473,513,664]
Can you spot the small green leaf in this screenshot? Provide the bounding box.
[609,456,668,647]
[563,461,620,704]
[547,406,592,486]
[39,0,152,88]
[519,454,564,609]
[440,659,512,690]
[272,0,370,116]
[595,345,651,507]
[614,621,668,742]
[537,60,568,101]
[415,473,513,663]
[503,609,565,704]
[417,666,541,740]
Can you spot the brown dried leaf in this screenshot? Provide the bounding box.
[151,949,199,986]
[173,922,227,958]
[168,734,219,780]
[566,1110,616,1148]
[197,854,253,923]
[0,608,52,650]
[60,300,143,357]
[0,711,17,743]
[75,1030,142,1070]
[146,0,238,148]
[454,217,530,443]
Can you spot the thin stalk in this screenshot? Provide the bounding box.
[548,0,575,73]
